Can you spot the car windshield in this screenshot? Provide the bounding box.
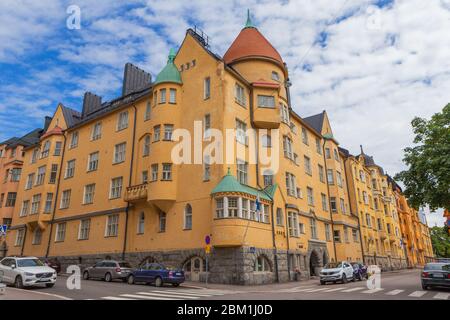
[119,262,132,268]
[425,264,450,271]
[324,262,342,269]
[17,259,44,268]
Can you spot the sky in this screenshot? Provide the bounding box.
[0,0,448,226]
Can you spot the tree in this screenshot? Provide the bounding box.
[430,226,450,258]
[395,104,450,211]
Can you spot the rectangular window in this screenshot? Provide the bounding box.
[31,148,39,163]
[316,138,322,154]
[153,125,160,141]
[272,71,280,81]
[70,131,79,149]
[78,219,90,240]
[31,194,41,214]
[330,197,337,212]
[0,193,3,208]
[5,192,17,207]
[280,104,290,124]
[216,198,224,218]
[55,222,66,242]
[143,136,151,156]
[110,177,123,199]
[153,91,157,106]
[204,114,211,139]
[235,84,246,106]
[32,229,42,245]
[35,166,46,185]
[105,214,119,237]
[10,168,21,182]
[352,229,359,242]
[301,127,309,145]
[325,148,331,159]
[236,160,248,184]
[327,169,334,184]
[49,164,58,184]
[88,152,99,172]
[114,143,126,164]
[20,200,30,217]
[91,122,102,140]
[159,212,166,232]
[310,218,317,239]
[285,172,297,197]
[334,149,339,161]
[142,171,148,184]
[162,164,172,181]
[276,208,284,226]
[321,193,328,211]
[235,119,247,145]
[263,172,273,187]
[44,193,53,213]
[65,160,75,179]
[151,164,158,182]
[83,184,95,204]
[204,77,211,99]
[325,223,331,241]
[60,190,71,209]
[340,198,346,214]
[164,124,173,141]
[287,212,299,237]
[117,111,129,131]
[304,156,312,175]
[40,141,50,158]
[344,226,349,242]
[337,171,343,187]
[318,165,325,183]
[228,197,238,217]
[307,187,314,206]
[159,89,166,103]
[169,89,176,103]
[203,156,211,181]
[257,95,275,108]
[144,101,151,121]
[283,136,293,160]
[334,230,341,242]
[15,229,25,247]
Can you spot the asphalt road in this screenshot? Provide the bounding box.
[1,269,449,300]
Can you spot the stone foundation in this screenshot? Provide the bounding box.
[363,255,408,271]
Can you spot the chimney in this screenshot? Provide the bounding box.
[122,63,152,96]
[43,116,52,131]
[82,92,102,118]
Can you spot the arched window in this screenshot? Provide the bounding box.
[143,135,151,156]
[184,204,192,230]
[254,255,271,272]
[137,212,145,234]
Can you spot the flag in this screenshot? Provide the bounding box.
[255,195,261,221]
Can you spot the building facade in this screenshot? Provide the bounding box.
[3,14,433,284]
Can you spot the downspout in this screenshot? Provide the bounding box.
[122,104,137,260]
[45,134,67,258]
[343,156,366,264]
[322,139,338,262]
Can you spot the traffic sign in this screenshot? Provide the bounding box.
[205,235,211,245]
[0,225,7,236]
[205,244,211,254]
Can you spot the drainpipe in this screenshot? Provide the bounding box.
[122,104,137,261]
[322,139,338,262]
[45,134,66,258]
[343,157,366,264]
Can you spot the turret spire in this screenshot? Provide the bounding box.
[245,9,254,28]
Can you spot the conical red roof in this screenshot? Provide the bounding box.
[223,27,284,67]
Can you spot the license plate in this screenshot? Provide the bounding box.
[433,274,444,278]
[176,273,181,276]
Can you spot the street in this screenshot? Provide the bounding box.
[0,269,449,300]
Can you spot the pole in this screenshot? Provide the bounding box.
[205,254,209,288]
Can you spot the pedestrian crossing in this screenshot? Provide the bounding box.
[99,288,235,301]
[281,285,449,299]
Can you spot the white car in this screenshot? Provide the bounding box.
[0,257,57,288]
[320,261,355,285]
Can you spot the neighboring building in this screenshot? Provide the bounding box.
[4,12,432,284]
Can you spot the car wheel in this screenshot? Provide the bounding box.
[342,274,347,284]
[351,275,356,282]
[422,283,428,290]
[155,277,163,287]
[45,283,55,288]
[83,271,90,280]
[172,283,180,287]
[105,273,112,282]
[14,276,24,289]
[127,275,135,285]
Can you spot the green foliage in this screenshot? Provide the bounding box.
[430,226,450,258]
[395,104,450,211]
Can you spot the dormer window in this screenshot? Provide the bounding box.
[271,71,280,81]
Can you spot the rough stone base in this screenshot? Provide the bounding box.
[363,255,408,271]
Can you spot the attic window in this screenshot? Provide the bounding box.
[272,71,280,81]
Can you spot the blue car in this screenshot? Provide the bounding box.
[127,263,185,287]
[351,262,368,281]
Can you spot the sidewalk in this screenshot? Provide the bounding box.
[0,286,68,300]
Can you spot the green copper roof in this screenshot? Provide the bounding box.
[244,9,255,29]
[154,48,182,85]
[211,168,276,201]
[323,133,339,144]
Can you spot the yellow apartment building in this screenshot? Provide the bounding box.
[4,13,433,284]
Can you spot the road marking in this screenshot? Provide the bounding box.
[136,291,199,299]
[322,287,347,292]
[303,288,330,293]
[433,292,450,300]
[152,290,218,297]
[120,294,182,300]
[408,291,427,298]
[386,289,404,295]
[101,296,136,300]
[167,289,230,296]
[8,287,72,300]
[342,287,365,293]
[362,288,384,294]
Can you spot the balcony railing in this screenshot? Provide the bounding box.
[125,183,148,202]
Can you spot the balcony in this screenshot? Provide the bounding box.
[253,107,281,129]
[125,184,148,202]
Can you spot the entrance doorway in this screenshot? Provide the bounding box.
[309,250,320,276]
[183,256,205,282]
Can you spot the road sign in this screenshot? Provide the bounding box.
[205,244,211,254]
[0,225,7,236]
[205,235,211,245]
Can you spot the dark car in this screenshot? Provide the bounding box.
[127,262,185,287]
[45,258,61,274]
[421,263,450,290]
[351,262,368,281]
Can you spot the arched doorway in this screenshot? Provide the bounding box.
[309,250,320,276]
[183,256,206,282]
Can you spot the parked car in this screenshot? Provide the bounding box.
[421,262,450,290]
[83,260,133,282]
[351,262,368,281]
[45,258,61,274]
[127,262,185,287]
[0,256,57,288]
[320,261,355,285]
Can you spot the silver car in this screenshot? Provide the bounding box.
[0,256,57,288]
[83,260,133,282]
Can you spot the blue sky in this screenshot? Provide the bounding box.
[0,0,448,225]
